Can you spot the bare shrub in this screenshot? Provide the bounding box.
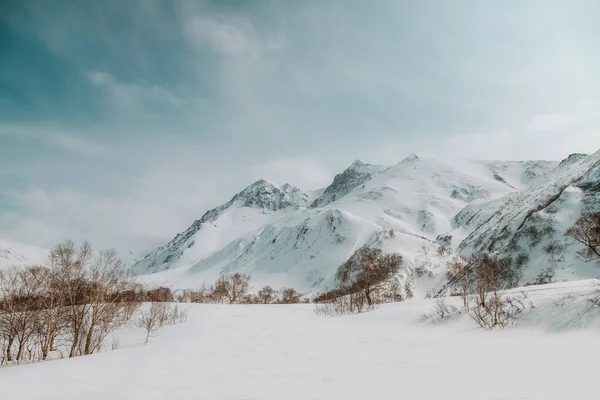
[434,297,458,319]
[314,291,374,316]
[179,285,213,303]
[437,245,450,257]
[138,302,164,344]
[444,253,533,329]
[280,288,302,304]
[515,253,529,268]
[470,254,517,308]
[414,246,435,278]
[403,279,414,299]
[257,286,277,304]
[313,248,403,317]
[336,246,402,306]
[169,305,189,324]
[213,273,251,304]
[528,266,555,286]
[543,240,566,256]
[446,256,471,311]
[565,213,600,266]
[145,287,174,302]
[137,302,189,344]
[468,294,529,329]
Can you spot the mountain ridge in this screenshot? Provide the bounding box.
[131,153,600,293]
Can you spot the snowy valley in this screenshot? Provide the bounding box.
[4,2,600,398]
[2,151,599,400]
[1,279,599,400]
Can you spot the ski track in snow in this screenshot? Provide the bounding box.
[1,279,599,400]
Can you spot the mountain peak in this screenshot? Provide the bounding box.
[401,153,420,163]
[559,153,588,167]
[245,179,279,190]
[349,159,367,169]
[131,149,600,291]
[311,160,387,208]
[232,179,306,211]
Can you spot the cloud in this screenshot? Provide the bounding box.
[0,154,333,254]
[526,113,579,131]
[2,1,600,255]
[184,17,261,58]
[0,123,111,159]
[86,71,188,110]
[48,132,112,158]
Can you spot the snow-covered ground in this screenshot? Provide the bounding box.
[2,279,599,400]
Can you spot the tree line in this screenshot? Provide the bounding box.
[0,242,311,365]
[0,241,140,364]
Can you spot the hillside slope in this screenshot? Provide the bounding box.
[131,180,308,275]
[131,153,585,293]
[0,240,48,269]
[453,150,600,284]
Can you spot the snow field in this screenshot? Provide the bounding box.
[1,279,599,400]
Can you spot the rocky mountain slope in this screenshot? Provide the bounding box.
[132,152,599,294]
[453,151,600,283]
[131,180,309,275]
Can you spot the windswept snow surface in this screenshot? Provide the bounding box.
[2,280,599,400]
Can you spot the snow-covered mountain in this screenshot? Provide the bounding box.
[131,180,309,275]
[131,151,600,294]
[0,240,48,269]
[453,152,600,284]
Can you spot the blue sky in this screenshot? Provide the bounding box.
[1,0,600,254]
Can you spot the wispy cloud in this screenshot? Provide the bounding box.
[184,17,261,58]
[0,123,111,159]
[526,113,579,132]
[86,71,188,110]
[1,1,600,253]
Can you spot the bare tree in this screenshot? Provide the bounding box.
[145,287,174,302]
[465,253,527,328]
[0,267,21,362]
[280,288,302,304]
[336,246,402,306]
[48,241,139,357]
[434,297,458,319]
[565,213,600,265]
[34,265,64,361]
[81,249,133,355]
[447,256,471,311]
[137,303,189,344]
[257,286,277,304]
[404,279,414,299]
[12,267,44,362]
[1,241,143,364]
[470,254,513,308]
[214,273,251,304]
[49,241,93,358]
[137,302,164,344]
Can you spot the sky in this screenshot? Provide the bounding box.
[1,0,600,255]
